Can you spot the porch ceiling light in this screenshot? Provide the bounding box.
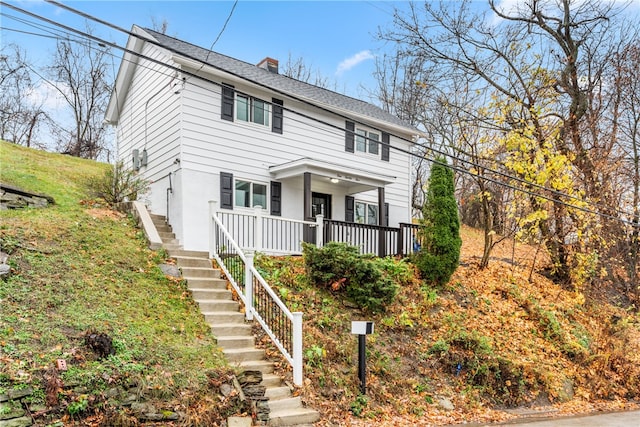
[330,178,340,184]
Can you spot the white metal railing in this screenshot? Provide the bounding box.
[215,205,323,255]
[208,201,304,385]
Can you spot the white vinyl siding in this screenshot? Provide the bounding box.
[115,39,414,250]
[181,78,411,222]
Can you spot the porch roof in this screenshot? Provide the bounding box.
[269,158,396,190]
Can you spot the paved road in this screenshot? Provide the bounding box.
[493,410,640,426]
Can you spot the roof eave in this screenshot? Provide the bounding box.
[105,26,152,124]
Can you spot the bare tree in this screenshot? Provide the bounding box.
[0,44,48,148]
[281,53,335,89]
[379,0,638,285]
[151,16,169,34]
[615,40,640,293]
[47,26,112,159]
[373,47,511,269]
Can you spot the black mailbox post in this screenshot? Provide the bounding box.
[351,321,374,395]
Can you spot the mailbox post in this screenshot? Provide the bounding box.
[351,321,374,395]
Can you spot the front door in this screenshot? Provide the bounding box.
[311,192,332,219]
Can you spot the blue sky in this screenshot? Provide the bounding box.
[2,0,638,113]
[1,1,408,100]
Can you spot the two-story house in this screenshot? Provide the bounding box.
[105,26,419,255]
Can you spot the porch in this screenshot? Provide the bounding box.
[210,202,422,258]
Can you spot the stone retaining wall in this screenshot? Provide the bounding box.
[0,184,55,210]
[0,387,35,427]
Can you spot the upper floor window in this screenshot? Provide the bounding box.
[221,84,283,133]
[355,201,378,225]
[345,120,389,161]
[237,95,270,126]
[356,128,380,155]
[235,179,267,209]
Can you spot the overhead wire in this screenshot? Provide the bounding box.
[3,0,639,228]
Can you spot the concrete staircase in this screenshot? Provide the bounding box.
[150,214,320,426]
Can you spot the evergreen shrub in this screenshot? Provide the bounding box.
[302,242,398,312]
[414,157,462,286]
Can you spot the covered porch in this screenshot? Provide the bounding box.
[210,202,422,258]
[269,157,395,224]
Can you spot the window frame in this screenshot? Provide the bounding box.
[354,127,381,156]
[234,178,269,210]
[236,93,270,127]
[354,200,379,225]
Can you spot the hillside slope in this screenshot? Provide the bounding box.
[256,230,640,425]
[0,142,237,426]
[2,141,639,426]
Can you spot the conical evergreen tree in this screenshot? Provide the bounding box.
[414,157,462,286]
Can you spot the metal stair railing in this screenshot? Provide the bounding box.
[208,201,304,386]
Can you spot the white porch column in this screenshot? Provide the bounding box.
[244,250,254,321]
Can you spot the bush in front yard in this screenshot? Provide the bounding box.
[85,161,149,208]
[302,242,398,312]
[413,157,461,287]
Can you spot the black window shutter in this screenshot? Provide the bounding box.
[220,172,233,209]
[270,181,282,216]
[384,202,389,226]
[345,121,355,153]
[221,84,234,121]
[382,132,390,161]
[345,195,355,222]
[272,98,283,134]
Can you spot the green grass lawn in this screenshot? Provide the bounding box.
[0,141,229,424]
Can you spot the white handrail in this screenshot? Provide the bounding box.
[208,201,304,386]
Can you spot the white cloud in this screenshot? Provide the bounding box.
[26,80,68,110]
[335,50,375,76]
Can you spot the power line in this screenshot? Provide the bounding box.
[4,0,639,228]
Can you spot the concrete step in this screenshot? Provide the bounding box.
[268,396,302,414]
[187,278,228,290]
[237,360,274,374]
[154,224,172,233]
[215,335,255,349]
[168,249,209,258]
[158,231,175,240]
[162,238,180,246]
[261,373,284,388]
[174,256,216,269]
[204,311,245,324]
[196,300,240,313]
[268,406,321,427]
[210,323,253,337]
[164,243,184,252]
[181,267,221,278]
[223,347,266,362]
[193,290,233,302]
[264,386,292,400]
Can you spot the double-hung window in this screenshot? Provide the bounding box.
[235,180,267,209]
[355,128,380,155]
[237,94,270,126]
[355,201,379,225]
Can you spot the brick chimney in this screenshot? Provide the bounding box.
[257,57,279,74]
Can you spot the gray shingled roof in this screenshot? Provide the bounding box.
[144,28,416,134]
